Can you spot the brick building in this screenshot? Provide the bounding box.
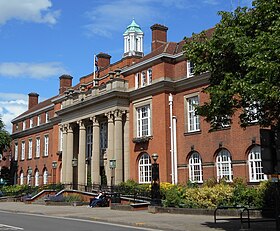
[10,20,266,189]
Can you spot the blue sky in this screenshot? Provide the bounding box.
[0,0,252,133]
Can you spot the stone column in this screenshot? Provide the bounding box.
[123,112,130,182]
[114,110,123,184]
[78,120,86,190]
[91,116,101,185]
[106,112,114,186]
[65,123,74,186]
[61,124,68,184]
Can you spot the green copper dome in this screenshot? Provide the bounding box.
[124,19,143,34]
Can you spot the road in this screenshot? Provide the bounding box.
[0,211,160,231]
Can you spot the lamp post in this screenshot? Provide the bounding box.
[52,161,57,184]
[109,159,116,191]
[151,153,161,206]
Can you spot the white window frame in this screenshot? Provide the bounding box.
[45,112,49,123]
[28,139,32,159]
[27,171,32,185]
[44,135,49,157]
[59,129,63,152]
[30,118,33,128]
[186,95,200,132]
[189,152,203,183]
[21,141,25,160]
[147,69,152,85]
[36,137,40,158]
[37,115,41,126]
[216,149,233,182]
[138,153,152,183]
[248,146,267,182]
[136,105,151,137]
[43,169,48,185]
[187,60,195,77]
[20,172,24,185]
[135,73,140,89]
[14,143,18,161]
[23,121,26,130]
[141,71,146,87]
[35,170,39,186]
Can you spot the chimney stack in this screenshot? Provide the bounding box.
[28,92,39,110]
[59,74,73,94]
[150,24,168,52]
[97,53,111,69]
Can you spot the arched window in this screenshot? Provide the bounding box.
[27,171,32,186]
[189,152,203,183]
[20,172,24,185]
[216,149,233,182]
[35,170,40,186]
[43,169,48,185]
[138,153,151,183]
[248,146,267,182]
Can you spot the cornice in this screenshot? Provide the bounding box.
[11,104,54,123]
[11,121,56,139]
[56,91,130,116]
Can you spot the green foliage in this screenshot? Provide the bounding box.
[184,0,280,129]
[0,116,11,152]
[117,179,150,195]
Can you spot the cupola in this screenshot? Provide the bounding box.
[123,19,144,58]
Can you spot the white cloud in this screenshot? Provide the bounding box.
[84,0,197,38]
[0,93,28,133]
[0,62,67,79]
[0,0,60,25]
[202,0,219,5]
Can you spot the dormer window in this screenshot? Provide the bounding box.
[187,61,195,78]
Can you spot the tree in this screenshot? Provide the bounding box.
[183,0,280,130]
[0,117,11,153]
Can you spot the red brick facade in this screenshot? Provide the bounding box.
[11,21,264,188]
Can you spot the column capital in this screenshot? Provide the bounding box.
[114,109,124,121]
[90,116,99,126]
[67,123,74,132]
[105,111,114,123]
[77,120,86,129]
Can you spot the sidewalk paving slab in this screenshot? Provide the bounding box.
[0,202,277,231]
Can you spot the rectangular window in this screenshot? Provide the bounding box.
[14,143,18,161]
[22,121,26,130]
[36,137,40,158]
[137,105,151,137]
[59,129,63,151]
[45,112,49,123]
[37,115,41,126]
[86,126,93,159]
[141,71,146,87]
[100,121,108,151]
[147,69,152,85]
[21,141,25,160]
[44,135,49,156]
[187,61,195,77]
[30,118,33,128]
[28,139,32,159]
[187,96,200,132]
[135,73,140,89]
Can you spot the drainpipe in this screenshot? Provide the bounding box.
[169,93,175,184]
[173,116,178,184]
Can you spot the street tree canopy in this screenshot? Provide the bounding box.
[184,0,280,130]
[0,117,11,152]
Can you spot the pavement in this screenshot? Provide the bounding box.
[0,202,278,231]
